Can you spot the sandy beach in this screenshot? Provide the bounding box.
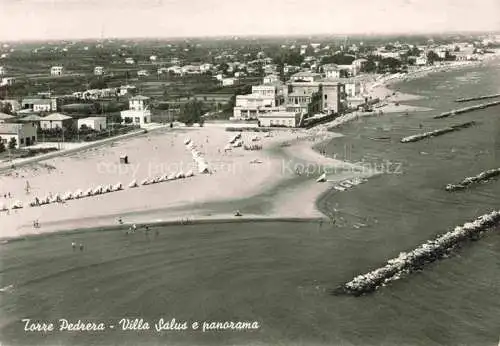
[0,124,370,239]
[3,53,498,239]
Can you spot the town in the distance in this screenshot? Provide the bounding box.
[0,33,499,151]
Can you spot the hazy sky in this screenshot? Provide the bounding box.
[1,0,499,41]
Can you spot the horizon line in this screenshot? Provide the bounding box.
[1,29,498,44]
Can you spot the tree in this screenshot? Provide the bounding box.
[8,137,17,149]
[362,59,377,73]
[1,102,12,115]
[0,137,5,153]
[426,51,440,64]
[179,99,204,125]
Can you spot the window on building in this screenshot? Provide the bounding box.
[324,94,327,99]
[20,138,24,144]
[134,117,140,123]
[32,136,35,142]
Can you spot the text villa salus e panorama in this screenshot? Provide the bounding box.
[21,318,260,333]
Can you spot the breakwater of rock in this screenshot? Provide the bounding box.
[333,210,500,297]
[445,168,500,191]
[434,100,500,119]
[455,93,500,102]
[400,121,475,143]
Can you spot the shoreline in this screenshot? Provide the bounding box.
[1,57,493,242]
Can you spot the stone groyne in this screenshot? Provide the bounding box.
[455,93,500,103]
[400,121,475,143]
[434,100,500,119]
[333,210,500,297]
[445,168,500,191]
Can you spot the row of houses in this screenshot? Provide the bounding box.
[0,95,153,149]
[0,114,108,149]
[231,68,371,127]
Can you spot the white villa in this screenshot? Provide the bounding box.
[78,117,107,131]
[0,123,37,148]
[50,66,64,76]
[94,66,104,76]
[120,95,151,127]
[258,111,300,128]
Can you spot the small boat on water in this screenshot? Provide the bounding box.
[339,181,353,188]
[368,136,391,141]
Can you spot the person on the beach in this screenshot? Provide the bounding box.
[72,242,76,250]
[79,244,84,251]
[132,224,137,232]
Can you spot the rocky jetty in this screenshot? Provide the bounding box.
[333,210,500,296]
[434,100,500,119]
[455,93,500,102]
[400,121,475,143]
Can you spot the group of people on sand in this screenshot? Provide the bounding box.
[71,242,84,251]
[118,219,159,237]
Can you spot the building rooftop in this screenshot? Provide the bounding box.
[42,113,72,121]
[291,72,321,78]
[0,123,23,134]
[0,112,14,120]
[130,95,150,101]
[19,114,43,122]
[79,116,107,121]
[258,111,297,118]
[22,98,52,105]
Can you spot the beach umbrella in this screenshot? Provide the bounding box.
[141,178,150,185]
[74,189,83,198]
[128,180,138,188]
[167,173,176,180]
[64,191,73,200]
[186,170,194,177]
[85,188,94,197]
[198,162,210,174]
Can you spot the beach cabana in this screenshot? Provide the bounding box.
[175,171,185,179]
[167,173,176,180]
[63,191,74,200]
[316,173,327,183]
[128,180,138,188]
[141,178,150,185]
[113,182,123,191]
[85,188,94,197]
[184,138,191,145]
[74,189,83,198]
[120,155,129,164]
